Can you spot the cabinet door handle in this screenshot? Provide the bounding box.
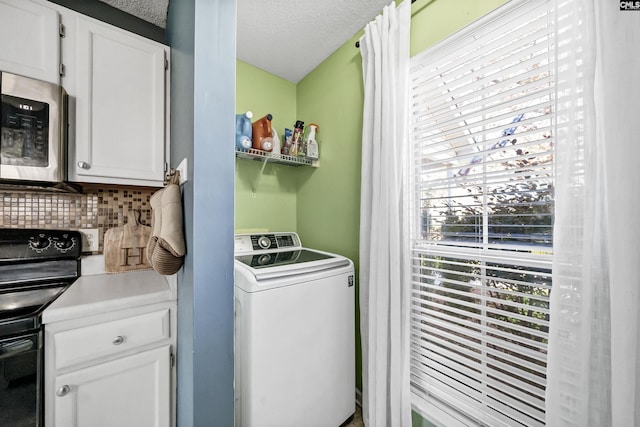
[56,385,70,397]
[112,335,125,345]
[77,161,91,169]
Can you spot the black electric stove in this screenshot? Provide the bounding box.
[0,228,82,427]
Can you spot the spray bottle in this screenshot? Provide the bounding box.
[306,123,319,160]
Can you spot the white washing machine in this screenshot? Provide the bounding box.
[234,232,355,427]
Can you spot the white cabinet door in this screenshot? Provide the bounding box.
[53,345,171,427]
[70,16,167,186]
[0,0,60,83]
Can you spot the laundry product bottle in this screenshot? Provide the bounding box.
[305,123,319,160]
[282,128,293,155]
[235,111,253,151]
[297,128,307,158]
[290,120,304,156]
[271,128,281,155]
[251,114,274,152]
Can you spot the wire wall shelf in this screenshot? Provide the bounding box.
[235,148,318,167]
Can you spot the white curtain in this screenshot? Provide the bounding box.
[358,2,411,427]
[546,1,640,425]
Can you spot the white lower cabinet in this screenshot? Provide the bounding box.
[45,303,176,427]
[54,346,171,427]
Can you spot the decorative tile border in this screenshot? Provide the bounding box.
[0,184,158,253]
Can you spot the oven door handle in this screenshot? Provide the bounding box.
[0,338,36,359]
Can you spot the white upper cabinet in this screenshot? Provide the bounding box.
[0,0,60,83]
[0,0,170,186]
[63,13,169,186]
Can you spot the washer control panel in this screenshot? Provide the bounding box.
[234,232,301,254]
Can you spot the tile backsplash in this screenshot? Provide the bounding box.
[0,184,158,253]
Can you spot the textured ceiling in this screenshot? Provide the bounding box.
[99,0,169,28]
[237,0,390,83]
[98,0,390,83]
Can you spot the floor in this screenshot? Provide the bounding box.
[344,404,364,427]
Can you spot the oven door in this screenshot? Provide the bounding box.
[0,331,42,427]
[0,71,66,182]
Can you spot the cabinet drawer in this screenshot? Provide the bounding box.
[54,309,170,369]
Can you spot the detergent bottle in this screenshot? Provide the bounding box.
[235,111,253,151]
[252,114,274,152]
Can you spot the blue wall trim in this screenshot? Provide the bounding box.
[166,1,196,425]
[167,0,236,425]
[192,0,236,424]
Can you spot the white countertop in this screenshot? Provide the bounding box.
[43,268,177,324]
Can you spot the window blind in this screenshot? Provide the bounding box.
[408,1,555,426]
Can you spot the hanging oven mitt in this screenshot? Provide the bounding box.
[146,172,185,275]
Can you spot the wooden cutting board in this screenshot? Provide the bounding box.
[104,211,152,273]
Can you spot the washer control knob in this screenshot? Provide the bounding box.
[257,254,272,265]
[257,235,272,249]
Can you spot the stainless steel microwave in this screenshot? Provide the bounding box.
[0,71,67,183]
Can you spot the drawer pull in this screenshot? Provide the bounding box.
[56,385,70,397]
[112,335,125,345]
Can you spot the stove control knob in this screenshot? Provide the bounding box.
[28,234,51,253]
[257,235,272,249]
[54,234,77,252]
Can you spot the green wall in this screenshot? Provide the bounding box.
[294,20,366,392]
[295,0,509,395]
[409,0,508,56]
[235,0,508,423]
[235,60,300,232]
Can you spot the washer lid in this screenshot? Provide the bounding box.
[235,248,350,281]
[235,249,333,269]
